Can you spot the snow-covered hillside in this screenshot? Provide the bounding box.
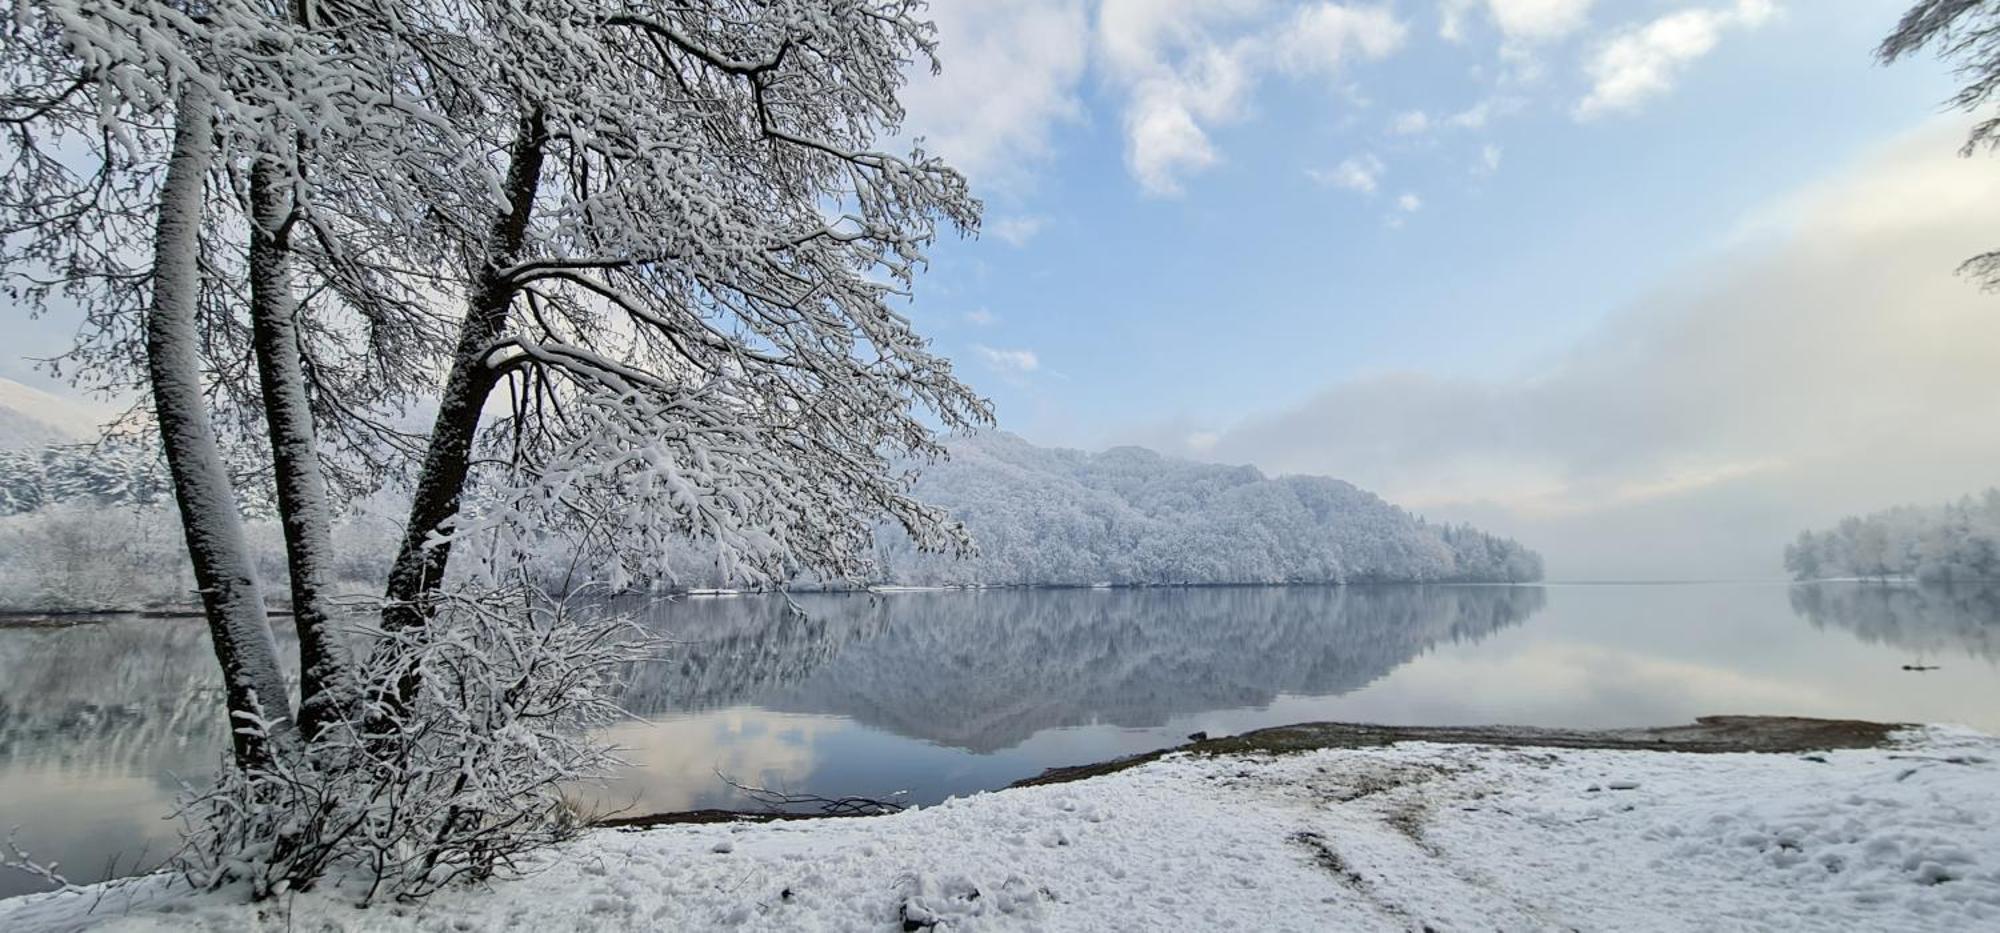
[0,377,101,450]
[874,432,1542,586]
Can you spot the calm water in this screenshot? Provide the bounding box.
[3,581,1998,899]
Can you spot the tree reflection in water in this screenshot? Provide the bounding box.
[620,585,1546,752]
[1789,582,2000,663]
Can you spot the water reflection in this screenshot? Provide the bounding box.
[0,620,242,899]
[20,581,2000,900]
[629,586,1543,752]
[1789,582,2000,663]
[0,587,1544,782]
[0,620,235,777]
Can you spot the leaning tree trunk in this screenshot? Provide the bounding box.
[382,110,547,634]
[248,156,354,741]
[148,89,296,768]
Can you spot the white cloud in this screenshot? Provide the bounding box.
[1390,109,1432,134]
[1396,192,1424,211]
[1475,142,1504,175]
[987,215,1046,247]
[1447,99,1495,128]
[1486,0,1595,43]
[1308,153,1385,193]
[1277,3,1409,76]
[898,0,1090,186]
[1122,83,1233,196]
[1574,0,1777,120]
[1099,0,1260,195]
[1439,0,1479,42]
[964,309,997,326]
[976,345,1042,373]
[1186,431,1222,451]
[1099,1,1409,196]
[1185,121,2000,579]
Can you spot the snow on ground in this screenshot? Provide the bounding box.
[4,726,1997,931]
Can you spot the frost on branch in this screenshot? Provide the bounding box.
[398,0,995,591]
[10,0,994,591]
[464,369,975,591]
[176,586,645,902]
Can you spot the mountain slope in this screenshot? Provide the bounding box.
[874,432,1542,585]
[0,377,105,449]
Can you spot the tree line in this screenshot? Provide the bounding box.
[1785,490,2000,582]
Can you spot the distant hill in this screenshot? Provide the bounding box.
[872,432,1542,586]
[0,377,104,449]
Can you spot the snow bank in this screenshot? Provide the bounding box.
[5,727,1995,931]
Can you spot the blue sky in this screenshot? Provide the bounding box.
[875,0,2000,579]
[900,1,1956,447]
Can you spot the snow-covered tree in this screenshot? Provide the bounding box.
[357,0,991,634]
[2,0,402,763]
[1881,0,2000,286]
[0,442,167,514]
[1785,491,2000,582]
[7,0,991,899]
[8,0,989,743]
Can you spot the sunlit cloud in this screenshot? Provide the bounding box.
[898,0,1090,188]
[1575,0,1777,120]
[1099,1,1408,196]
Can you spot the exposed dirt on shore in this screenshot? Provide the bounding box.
[1010,716,1905,788]
[603,715,1905,829]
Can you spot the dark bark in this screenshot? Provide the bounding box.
[148,90,296,768]
[382,110,548,632]
[249,157,355,741]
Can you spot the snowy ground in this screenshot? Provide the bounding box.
[4,726,1996,931]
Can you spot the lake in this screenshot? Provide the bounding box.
[3,581,1998,900]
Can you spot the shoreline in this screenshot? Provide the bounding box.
[6,715,1991,931]
[605,715,1901,829]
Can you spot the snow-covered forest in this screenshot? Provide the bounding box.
[872,433,1542,586]
[0,428,1541,608]
[0,430,407,609]
[1784,491,2000,582]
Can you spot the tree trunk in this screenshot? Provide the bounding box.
[148,88,295,768]
[248,156,354,742]
[382,110,547,633]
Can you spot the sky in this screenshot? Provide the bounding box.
[882,0,2000,581]
[5,0,1996,581]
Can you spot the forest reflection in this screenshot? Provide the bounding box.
[1789,581,2000,663]
[620,585,1546,752]
[0,586,1547,776]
